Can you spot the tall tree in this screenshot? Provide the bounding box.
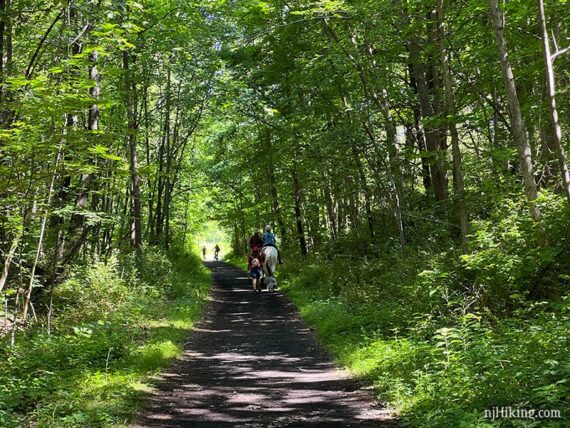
[536,0,570,208]
[488,0,543,234]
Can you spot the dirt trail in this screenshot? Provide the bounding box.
[133,261,397,427]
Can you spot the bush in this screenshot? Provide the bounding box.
[0,247,211,428]
[278,195,570,427]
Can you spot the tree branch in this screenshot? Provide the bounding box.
[25,9,65,79]
[552,46,569,61]
[244,15,352,46]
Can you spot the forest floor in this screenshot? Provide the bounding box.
[133,261,397,427]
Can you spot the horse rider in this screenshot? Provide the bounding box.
[263,225,283,264]
[249,228,264,253]
[248,228,264,275]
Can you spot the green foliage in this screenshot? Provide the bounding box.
[278,196,570,427]
[1,0,570,426]
[282,266,569,426]
[0,248,210,427]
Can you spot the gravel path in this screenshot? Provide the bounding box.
[133,261,397,427]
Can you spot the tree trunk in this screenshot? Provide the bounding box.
[362,121,405,249]
[407,37,448,202]
[408,66,432,191]
[324,179,337,240]
[438,0,468,250]
[0,236,18,292]
[88,50,100,132]
[536,0,570,208]
[0,0,5,109]
[163,66,172,249]
[353,147,375,242]
[489,0,544,235]
[63,6,92,263]
[0,0,12,125]
[261,128,287,243]
[292,160,307,257]
[123,49,142,253]
[23,143,64,322]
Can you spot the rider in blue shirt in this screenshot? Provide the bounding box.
[263,225,283,264]
[263,228,275,246]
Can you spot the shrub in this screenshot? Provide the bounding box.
[0,247,210,428]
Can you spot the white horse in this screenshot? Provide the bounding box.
[261,246,278,292]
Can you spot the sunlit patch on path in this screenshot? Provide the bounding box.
[133,262,397,427]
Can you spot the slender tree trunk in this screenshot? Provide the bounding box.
[333,33,406,246]
[362,121,405,249]
[438,0,468,250]
[408,67,432,191]
[292,160,307,257]
[4,0,10,76]
[88,50,100,132]
[181,192,190,249]
[23,143,64,322]
[353,147,375,242]
[142,81,155,239]
[415,119,431,190]
[86,49,100,259]
[536,0,570,208]
[48,45,100,331]
[0,0,5,111]
[407,38,448,202]
[64,7,91,263]
[154,135,164,243]
[123,49,142,253]
[0,236,18,292]
[324,179,337,240]
[163,67,172,249]
[338,94,374,241]
[489,0,544,235]
[261,128,287,243]
[0,0,12,126]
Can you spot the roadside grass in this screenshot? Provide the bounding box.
[0,249,211,428]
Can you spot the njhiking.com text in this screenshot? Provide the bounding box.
[484,406,562,421]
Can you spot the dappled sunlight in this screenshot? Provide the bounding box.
[134,262,396,427]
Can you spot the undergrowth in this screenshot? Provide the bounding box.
[0,248,211,427]
[278,195,569,427]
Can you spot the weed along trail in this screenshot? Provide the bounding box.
[134,261,397,427]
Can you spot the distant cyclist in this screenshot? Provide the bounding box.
[214,244,220,261]
[202,246,206,259]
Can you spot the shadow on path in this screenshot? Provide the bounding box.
[133,261,397,427]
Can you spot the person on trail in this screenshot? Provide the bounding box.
[249,229,264,252]
[202,246,206,259]
[248,228,264,272]
[247,228,263,270]
[262,225,283,264]
[249,249,262,293]
[214,244,220,261]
